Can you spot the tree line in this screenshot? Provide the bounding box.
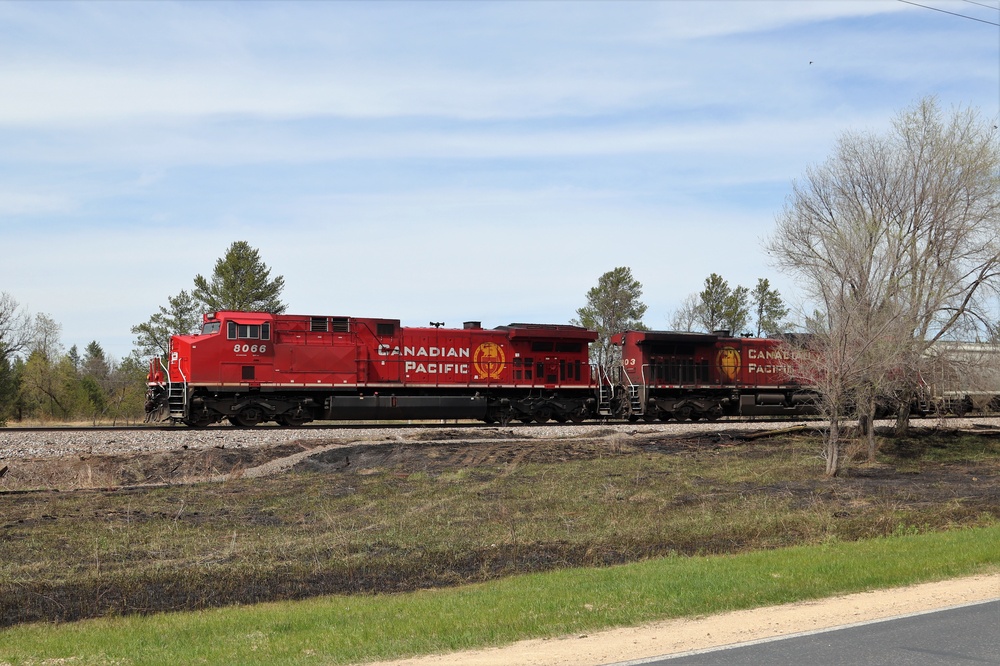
[0,298,149,426]
[573,267,790,369]
[0,242,287,425]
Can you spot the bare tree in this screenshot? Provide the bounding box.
[668,293,702,331]
[0,292,31,364]
[20,314,71,419]
[769,97,1000,474]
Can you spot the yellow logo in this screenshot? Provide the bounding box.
[473,342,506,380]
[717,347,741,383]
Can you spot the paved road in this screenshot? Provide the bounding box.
[615,599,1000,666]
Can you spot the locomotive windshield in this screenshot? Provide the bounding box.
[201,321,222,335]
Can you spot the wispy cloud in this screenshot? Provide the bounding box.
[0,0,996,358]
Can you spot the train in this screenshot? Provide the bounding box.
[144,310,817,427]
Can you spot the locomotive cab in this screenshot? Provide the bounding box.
[182,311,275,386]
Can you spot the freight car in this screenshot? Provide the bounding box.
[145,310,599,427]
[917,341,1000,415]
[145,311,823,427]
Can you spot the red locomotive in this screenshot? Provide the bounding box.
[145,311,599,427]
[611,330,814,421]
[145,311,816,426]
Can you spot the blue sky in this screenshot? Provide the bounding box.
[1,0,998,361]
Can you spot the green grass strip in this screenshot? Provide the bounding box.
[1,525,998,665]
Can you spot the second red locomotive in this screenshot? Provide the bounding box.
[612,330,814,421]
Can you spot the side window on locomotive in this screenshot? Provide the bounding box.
[227,322,271,341]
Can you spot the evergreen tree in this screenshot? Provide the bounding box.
[696,274,749,334]
[750,278,789,337]
[192,241,287,313]
[82,341,110,382]
[573,267,647,371]
[66,345,81,373]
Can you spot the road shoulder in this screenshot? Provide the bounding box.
[366,572,1000,666]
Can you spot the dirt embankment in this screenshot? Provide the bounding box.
[0,424,734,491]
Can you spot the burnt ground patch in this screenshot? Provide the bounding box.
[0,442,309,491]
[1,426,997,626]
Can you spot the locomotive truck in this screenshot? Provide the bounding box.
[145,310,817,426]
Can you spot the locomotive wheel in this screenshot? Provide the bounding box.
[230,407,264,428]
[570,412,586,423]
[184,412,213,428]
[658,412,672,421]
[277,413,308,427]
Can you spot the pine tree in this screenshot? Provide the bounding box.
[192,241,287,313]
[696,274,748,334]
[750,278,789,337]
[573,267,647,370]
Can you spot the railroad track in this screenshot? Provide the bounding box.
[3,412,996,435]
[0,418,814,434]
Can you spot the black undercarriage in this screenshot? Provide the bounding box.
[146,385,599,427]
[145,382,822,427]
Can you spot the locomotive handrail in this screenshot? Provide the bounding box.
[169,353,188,418]
[622,361,643,416]
[172,353,188,387]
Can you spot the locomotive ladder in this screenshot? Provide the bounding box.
[595,364,613,416]
[598,383,613,416]
[628,385,643,416]
[164,356,188,420]
[167,383,187,419]
[627,364,646,416]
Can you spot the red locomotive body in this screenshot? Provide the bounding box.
[147,311,598,427]
[613,330,814,420]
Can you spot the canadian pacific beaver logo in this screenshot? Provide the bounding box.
[717,347,741,383]
[473,342,506,380]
